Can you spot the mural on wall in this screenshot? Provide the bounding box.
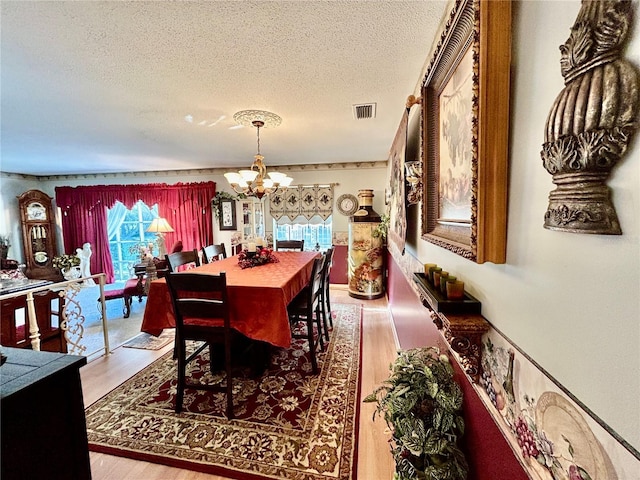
[541,0,639,234]
[395,250,639,479]
[478,331,639,480]
[387,110,408,254]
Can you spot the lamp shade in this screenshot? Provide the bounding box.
[146,217,174,234]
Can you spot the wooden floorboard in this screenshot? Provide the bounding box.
[82,285,397,480]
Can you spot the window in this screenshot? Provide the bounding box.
[273,217,333,251]
[107,201,159,281]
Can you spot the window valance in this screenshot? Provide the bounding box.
[55,182,215,212]
[269,185,334,221]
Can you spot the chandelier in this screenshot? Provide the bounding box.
[224,110,293,200]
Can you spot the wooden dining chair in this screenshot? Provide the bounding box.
[165,249,200,272]
[287,255,326,374]
[320,247,334,334]
[202,243,227,263]
[275,239,305,251]
[165,271,239,418]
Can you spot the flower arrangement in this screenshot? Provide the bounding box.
[237,247,279,269]
[52,253,81,271]
[128,242,156,262]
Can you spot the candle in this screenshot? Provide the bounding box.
[255,237,265,247]
[432,268,443,287]
[424,263,437,276]
[248,242,257,253]
[428,266,441,283]
[446,280,465,300]
[442,275,456,296]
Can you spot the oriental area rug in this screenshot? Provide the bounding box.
[85,303,362,480]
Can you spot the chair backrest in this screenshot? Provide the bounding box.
[322,247,334,289]
[165,272,230,333]
[165,249,201,272]
[275,239,305,251]
[307,254,326,309]
[202,243,227,263]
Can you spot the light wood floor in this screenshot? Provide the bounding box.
[82,285,398,480]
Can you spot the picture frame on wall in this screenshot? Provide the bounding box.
[219,199,237,231]
[421,0,511,264]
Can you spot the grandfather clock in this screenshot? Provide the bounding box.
[17,190,60,281]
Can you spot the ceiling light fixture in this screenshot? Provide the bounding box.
[224,110,293,200]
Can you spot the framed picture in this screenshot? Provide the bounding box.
[219,199,237,231]
[421,0,510,264]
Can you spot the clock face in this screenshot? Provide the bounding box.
[337,194,359,216]
[27,202,47,221]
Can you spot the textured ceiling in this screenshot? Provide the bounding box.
[1,1,448,176]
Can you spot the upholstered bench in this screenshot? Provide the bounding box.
[100,278,140,318]
[102,287,131,318]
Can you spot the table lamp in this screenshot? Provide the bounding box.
[146,217,174,258]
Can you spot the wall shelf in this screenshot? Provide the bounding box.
[413,272,488,383]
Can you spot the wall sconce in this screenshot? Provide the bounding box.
[405,161,423,205]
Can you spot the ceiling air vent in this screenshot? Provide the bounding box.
[352,103,376,120]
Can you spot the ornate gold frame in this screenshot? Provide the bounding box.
[421,0,511,264]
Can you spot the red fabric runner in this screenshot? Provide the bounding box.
[141,251,318,348]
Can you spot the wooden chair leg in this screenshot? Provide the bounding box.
[306,317,318,374]
[320,302,330,343]
[123,294,132,318]
[224,339,234,419]
[175,340,186,413]
[315,307,325,352]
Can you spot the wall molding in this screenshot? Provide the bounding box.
[0,161,388,182]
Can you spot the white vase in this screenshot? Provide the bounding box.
[62,266,81,281]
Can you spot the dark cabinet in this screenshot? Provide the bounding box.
[1,348,91,480]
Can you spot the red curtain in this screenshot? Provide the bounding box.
[55,182,216,283]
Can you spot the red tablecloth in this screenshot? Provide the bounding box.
[140,251,318,348]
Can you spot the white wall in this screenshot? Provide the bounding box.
[410,0,640,450]
[0,176,43,262]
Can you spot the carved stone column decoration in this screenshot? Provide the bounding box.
[541,0,639,234]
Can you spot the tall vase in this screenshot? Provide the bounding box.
[348,189,384,299]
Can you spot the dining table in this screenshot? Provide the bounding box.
[140,250,319,348]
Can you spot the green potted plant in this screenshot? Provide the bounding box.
[372,212,390,242]
[364,347,468,480]
[0,235,10,260]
